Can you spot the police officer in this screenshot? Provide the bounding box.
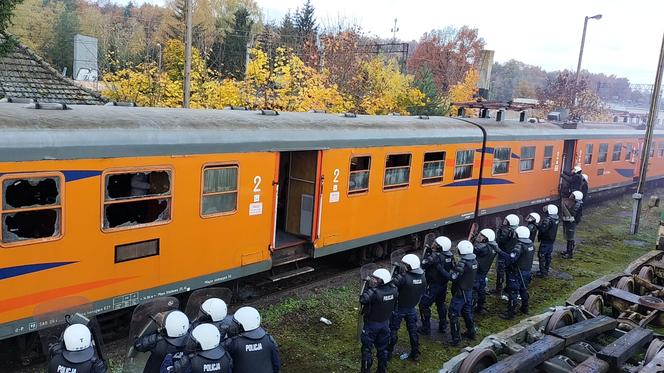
[494,214,519,297]
[473,229,498,315]
[134,310,190,373]
[561,165,583,196]
[497,226,535,320]
[48,324,107,373]
[418,236,453,335]
[192,298,234,339]
[536,204,559,277]
[448,240,478,346]
[581,174,589,203]
[165,324,232,373]
[388,254,426,361]
[525,212,540,242]
[562,191,584,259]
[224,306,281,373]
[358,268,398,373]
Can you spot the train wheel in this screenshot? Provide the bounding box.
[370,243,385,260]
[639,266,655,283]
[645,338,664,365]
[545,309,574,333]
[616,276,635,293]
[458,348,498,373]
[582,294,604,317]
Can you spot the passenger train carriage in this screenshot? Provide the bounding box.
[0,102,663,342]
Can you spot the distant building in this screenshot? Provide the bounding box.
[0,34,105,105]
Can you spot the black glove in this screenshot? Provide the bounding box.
[48,342,63,358]
[134,333,158,352]
[91,357,108,373]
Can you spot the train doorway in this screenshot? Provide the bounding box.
[274,151,319,250]
[562,139,577,173]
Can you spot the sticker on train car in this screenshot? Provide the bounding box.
[329,191,340,203]
[249,202,263,215]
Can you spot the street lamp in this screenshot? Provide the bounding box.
[575,14,602,82]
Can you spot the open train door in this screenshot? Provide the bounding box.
[559,139,577,194]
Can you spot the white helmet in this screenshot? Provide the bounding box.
[63,323,92,352]
[401,254,420,271]
[572,191,584,201]
[191,323,221,351]
[201,298,228,322]
[164,310,189,338]
[234,306,261,332]
[479,228,495,242]
[372,268,392,284]
[515,226,530,239]
[435,236,452,251]
[582,174,588,182]
[457,240,474,255]
[573,165,582,173]
[505,214,519,227]
[527,212,541,224]
[545,204,558,215]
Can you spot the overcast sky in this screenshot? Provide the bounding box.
[119,0,661,84]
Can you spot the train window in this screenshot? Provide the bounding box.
[384,154,411,190]
[598,143,608,163]
[1,173,63,245]
[612,143,622,161]
[597,168,605,176]
[102,169,172,230]
[584,144,593,164]
[625,144,633,161]
[658,143,664,158]
[519,146,536,172]
[202,165,238,216]
[542,145,553,170]
[422,152,445,184]
[454,150,474,180]
[650,143,656,158]
[349,156,371,194]
[492,147,511,175]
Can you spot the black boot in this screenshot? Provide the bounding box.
[360,359,371,373]
[500,300,516,320]
[449,318,461,346]
[562,241,574,259]
[417,311,430,335]
[520,299,529,315]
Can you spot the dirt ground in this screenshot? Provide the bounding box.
[14,190,663,372]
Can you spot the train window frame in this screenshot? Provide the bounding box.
[658,142,664,158]
[200,163,239,218]
[454,149,475,181]
[612,143,622,162]
[650,142,656,159]
[597,143,608,163]
[348,155,371,196]
[383,153,412,191]
[492,147,511,176]
[0,172,65,247]
[584,144,594,165]
[519,146,536,172]
[101,166,174,232]
[421,151,446,185]
[625,143,633,161]
[542,145,554,170]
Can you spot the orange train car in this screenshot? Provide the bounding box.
[0,103,663,344]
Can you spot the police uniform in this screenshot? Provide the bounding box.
[388,267,426,360]
[473,240,497,313]
[418,250,453,334]
[526,221,539,242]
[48,342,107,373]
[359,281,398,373]
[449,254,478,346]
[494,225,517,295]
[224,327,281,373]
[561,171,583,196]
[134,332,188,373]
[169,347,232,373]
[193,315,235,340]
[537,213,559,276]
[498,237,535,318]
[562,198,583,259]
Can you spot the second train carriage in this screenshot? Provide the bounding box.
[0,102,663,342]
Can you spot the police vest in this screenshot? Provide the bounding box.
[475,242,497,275]
[516,239,535,271]
[527,223,538,242]
[145,335,187,373]
[454,255,478,291]
[497,226,518,251]
[423,252,444,284]
[540,216,559,242]
[365,284,398,323]
[441,251,455,272]
[48,353,97,373]
[188,349,232,373]
[228,328,276,373]
[396,270,427,309]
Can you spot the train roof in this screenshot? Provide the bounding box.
[0,103,654,162]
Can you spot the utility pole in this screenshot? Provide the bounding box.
[183,0,192,108]
[631,32,664,234]
[573,14,601,115]
[390,18,399,42]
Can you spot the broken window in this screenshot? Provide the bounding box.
[103,170,172,230]
[202,166,238,216]
[422,152,445,184]
[384,154,411,190]
[1,174,63,244]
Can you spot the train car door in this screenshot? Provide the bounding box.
[561,139,577,173]
[273,151,320,250]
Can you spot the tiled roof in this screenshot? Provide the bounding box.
[0,34,105,105]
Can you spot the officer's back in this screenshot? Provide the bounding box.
[48,324,107,373]
[134,311,189,373]
[393,262,426,309]
[362,276,398,323]
[225,306,280,373]
[169,324,231,373]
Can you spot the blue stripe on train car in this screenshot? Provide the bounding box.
[615,168,635,178]
[63,170,101,182]
[444,178,514,187]
[0,262,77,280]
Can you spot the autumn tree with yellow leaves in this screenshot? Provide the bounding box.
[448,69,479,116]
[358,57,424,115]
